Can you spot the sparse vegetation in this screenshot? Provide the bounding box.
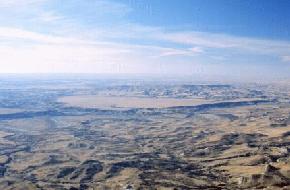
[0,77,289,189]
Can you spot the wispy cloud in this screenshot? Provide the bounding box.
[0,0,289,78]
[158,47,203,57]
[0,0,46,7]
[72,22,290,62]
[281,55,290,62]
[157,31,290,56]
[36,11,63,22]
[0,27,81,44]
[0,26,200,73]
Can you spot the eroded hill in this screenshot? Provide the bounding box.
[0,77,289,189]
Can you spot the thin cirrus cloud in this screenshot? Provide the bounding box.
[0,26,203,73]
[282,56,290,62]
[1,25,290,74]
[156,31,290,58]
[0,0,289,78]
[0,0,46,7]
[35,11,63,22]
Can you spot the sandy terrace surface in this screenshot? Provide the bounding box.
[58,95,262,109]
[58,95,213,109]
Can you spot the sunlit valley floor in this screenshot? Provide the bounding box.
[0,76,289,190]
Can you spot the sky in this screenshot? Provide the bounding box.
[0,0,290,80]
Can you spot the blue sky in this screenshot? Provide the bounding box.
[0,0,289,80]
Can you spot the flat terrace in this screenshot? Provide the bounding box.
[58,95,262,109]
